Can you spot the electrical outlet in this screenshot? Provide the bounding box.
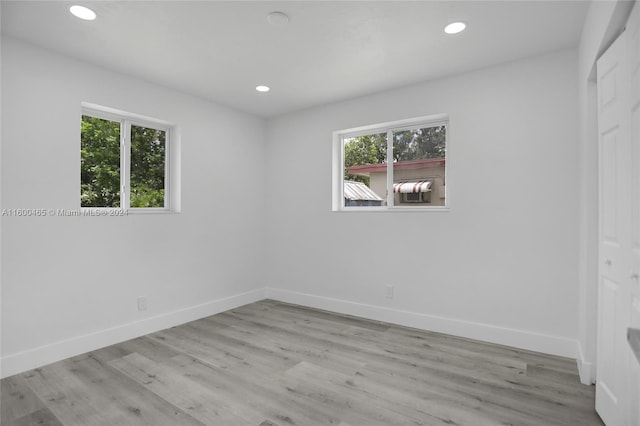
[137,296,147,311]
[385,285,394,299]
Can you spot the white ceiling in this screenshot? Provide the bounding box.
[1,1,589,117]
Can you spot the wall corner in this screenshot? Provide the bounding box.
[577,341,596,385]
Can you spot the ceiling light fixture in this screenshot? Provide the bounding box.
[267,11,289,26]
[444,22,466,35]
[256,85,270,92]
[70,5,96,21]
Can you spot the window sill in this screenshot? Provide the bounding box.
[334,206,450,213]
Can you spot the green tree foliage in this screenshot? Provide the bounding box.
[343,133,386,186]
[130,126,165,208]
[81,116,121,207]
[392,125,446,162]
[81,116,165,208]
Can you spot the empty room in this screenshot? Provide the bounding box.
[1,1,639,425]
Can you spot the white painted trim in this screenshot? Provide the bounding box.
[334,113,449,136]
[577,341,596,385]
[333,206,451,213]
[331,131,343,211]
[81,102,177,128]
[0,288,265,379]
[265,287,579,359]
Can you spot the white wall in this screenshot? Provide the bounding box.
[265,49,580,358]
[0,37,266,377]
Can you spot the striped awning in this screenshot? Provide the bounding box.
[393,180,432,193]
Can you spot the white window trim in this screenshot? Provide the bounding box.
[332,114,450,212]
[81,102,180,213]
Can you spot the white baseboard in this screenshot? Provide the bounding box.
[0,288,266,379]
[266,287,579,360]
[576,342,596,384]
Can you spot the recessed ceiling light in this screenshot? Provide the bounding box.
[256,85,270,92]
[70,5,96,21]
[444,22,466,35]
[267,11,289,26]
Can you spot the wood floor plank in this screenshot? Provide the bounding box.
[155,321,299,374]
[213,321,367,376]
[276,367,394,426]
[167,353,348,425]
[20,365,116,426]
[0,373,51,425]
[1,300,603,426]
[3,407,64,426]
[18,354,204,426]
[265,300,391,332]
[153,332,358,425]
[352,362,546,426]
[108,352,253,425]
[284,360,455,426]
[66,352,205,426]
[150,328,247,370]
[114,335,183,363]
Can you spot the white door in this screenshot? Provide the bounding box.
[627,3,640,425]
[596,29,633,426]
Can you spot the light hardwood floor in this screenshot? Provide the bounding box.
[1,300,603,426]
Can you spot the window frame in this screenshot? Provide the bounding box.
[332,114,450,212]
[81,103,176,213]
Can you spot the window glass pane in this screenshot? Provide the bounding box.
[343,132,387,208]
[81,115,121,207]
[392,125,446,206]
[130,125,166,208]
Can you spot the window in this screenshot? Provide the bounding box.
[81,104,175,211]
[333,114,448,211]
[402,190,431,204]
